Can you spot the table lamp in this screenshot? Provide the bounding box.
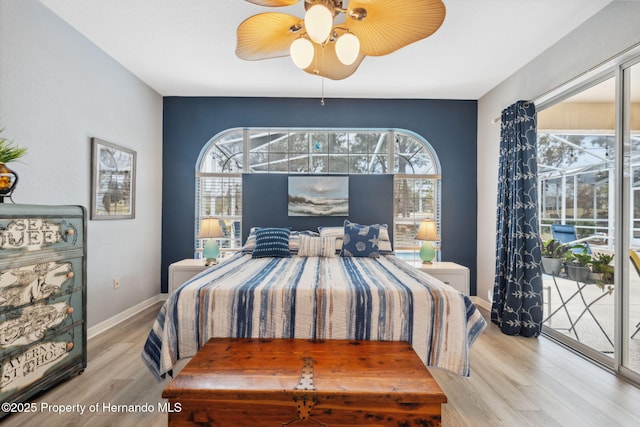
[197,218,224,266]
[415,219,440,264]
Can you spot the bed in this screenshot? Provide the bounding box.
[142,224,487,380]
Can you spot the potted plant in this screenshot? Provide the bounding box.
[565,244,591,282]
[0,128,27,201]
[541,238,570,275]
[590,252,614,285]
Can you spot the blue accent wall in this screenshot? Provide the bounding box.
[162,97,478,293]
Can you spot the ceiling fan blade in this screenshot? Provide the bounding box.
[302,39,366,80]
[347,0,446,56]
[245,0,300,6]
[236,13,302,60]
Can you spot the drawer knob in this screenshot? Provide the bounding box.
[66,342,74,352]
[66,229,75,235]
[67,272,74,279]
[67,307,74,314]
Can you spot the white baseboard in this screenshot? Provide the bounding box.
[471,296,491,311]
[87,293,168,340]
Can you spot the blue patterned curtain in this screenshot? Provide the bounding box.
[491,101,543,337]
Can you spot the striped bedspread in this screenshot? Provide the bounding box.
[142,254,487,380]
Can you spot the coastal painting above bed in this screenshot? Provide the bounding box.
[288,176,349,216]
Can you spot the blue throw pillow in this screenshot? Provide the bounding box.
[340,220,381,258]
[252,227,291,258]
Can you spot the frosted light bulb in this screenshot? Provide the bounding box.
[305,4,333,44]
[290,38,314,69]
[336,33,360,65]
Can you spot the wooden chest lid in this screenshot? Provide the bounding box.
[162,338,446,405]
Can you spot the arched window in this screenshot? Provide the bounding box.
[195,128,441,259]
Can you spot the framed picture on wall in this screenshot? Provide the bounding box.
[90,138,136,220]
[288,176,349,216]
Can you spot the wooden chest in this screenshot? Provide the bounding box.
[162,338,447,426]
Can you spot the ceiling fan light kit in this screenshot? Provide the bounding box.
[237,0,446,80]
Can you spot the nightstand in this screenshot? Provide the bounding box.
[408,261,470,295]
[168,259,210,294]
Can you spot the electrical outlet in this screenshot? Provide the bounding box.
[114,277,120,289]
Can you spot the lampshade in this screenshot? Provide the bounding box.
[304,4,333,44]
[335,33,360,66]
[197,218,224,239]
[290,38,315,69]
[415,220,440,241]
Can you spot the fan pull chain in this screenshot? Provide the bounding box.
[320,43,326,106]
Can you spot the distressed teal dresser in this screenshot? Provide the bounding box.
[0,204,86,416]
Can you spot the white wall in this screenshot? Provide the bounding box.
[477,1,640,305]
[0,0,163,328]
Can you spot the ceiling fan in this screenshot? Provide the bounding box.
[236,0,447,80]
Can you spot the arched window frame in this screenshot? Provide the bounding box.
[195,128,441,259]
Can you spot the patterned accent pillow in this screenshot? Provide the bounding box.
[251,228,291,258]
[243,228,317,254]
[319,224,392,254]
[340,220,381,258]
[297,235,336,257]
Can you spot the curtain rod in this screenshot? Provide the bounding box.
[491,100,534,124]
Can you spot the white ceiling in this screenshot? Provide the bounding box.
[39,0,614,100]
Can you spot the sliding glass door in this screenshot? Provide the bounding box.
[536,53,640,382]
[538,75,618,365]
[623,60,640,378]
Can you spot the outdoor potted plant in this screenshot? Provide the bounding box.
[565,244,591,282]
[541,238,570,275]
[590,252,614,286]
[0,128,27,201]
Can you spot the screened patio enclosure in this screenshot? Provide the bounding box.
[539,132,614,246]
[538,131,640,247]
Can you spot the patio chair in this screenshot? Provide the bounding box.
[630,250,640,339]
[551,224,592,254]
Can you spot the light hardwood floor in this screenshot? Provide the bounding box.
[4,302,640,427]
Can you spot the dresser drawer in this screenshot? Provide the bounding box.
[0,322,85,403]
[0,205,84,256]
[0,289,83,350]
[0,257,83,314]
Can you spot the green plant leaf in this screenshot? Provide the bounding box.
[0,128,27,163]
